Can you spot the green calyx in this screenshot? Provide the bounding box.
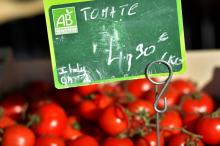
[73,122,81,130]
[211,108,220,118]
[191,92,202,100]
[27,114,41,127]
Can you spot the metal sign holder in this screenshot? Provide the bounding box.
[145,60,173,146]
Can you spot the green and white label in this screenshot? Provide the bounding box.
[52,7,78,35]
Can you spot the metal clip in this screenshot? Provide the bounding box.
[145,60,173,113]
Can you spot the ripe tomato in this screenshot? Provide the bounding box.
[181,92,214,114]
[28,98,54,113]
[35,136,65,146]
[196,115,220,145]
[127,79,153,98]
[75,84,98,96]
[160,110,183,137]
[168,133,204,146]
[2,125,35,146]
[102,137,134,146]
[143,131,164,146]
[79,100,97,120]
[67,135,99,146]
[182,113,201,132]
[30,102,67,136]
[79,94,113,121]
[69,93,83,105]
[135,138,149,146]
[145,85,179,108]
[0,116,15,129]
[99,105,129,136]
[171,79,196,96]
[0,93,27,121]
[98,83,124,98]
[62,116,82,140]
[127,99,155,116]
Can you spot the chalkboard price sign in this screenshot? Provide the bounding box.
[44,0,186,89]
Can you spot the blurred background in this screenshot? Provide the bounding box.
[0,0,220,59]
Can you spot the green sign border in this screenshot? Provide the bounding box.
[44,0,187,89]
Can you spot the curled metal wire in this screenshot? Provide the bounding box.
[145,60,173,113]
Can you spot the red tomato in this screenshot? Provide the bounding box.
[35,136,65,146]
[29,98,54,112]
[67,135,99,146]
[171,79,196,95]
[62,116,82,140]
[79,94,113,121]
[135,138,149,146]
[127,79,153,98]
[168,133,204,146]
[160,110,183,137]
[2,125,35,146]
[143,131,164,146]
[0,116,15,129]
[69,93,83,105]
[182,113,201,132]
[102,137,134,146]
[0,93,27,121]
[127,99,155,116]
[75,84,98,96]
[145,85,179,108]
[79,100,97,120]
[181,92,214,114]
[196,116,220,145]
[99,105,129,136]
[30,103,67,136]
[94,94,113,109]
[98,83,124,98]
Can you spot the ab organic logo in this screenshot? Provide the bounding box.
[53,7,78,35]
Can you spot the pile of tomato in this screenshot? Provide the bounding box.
[0,78,220,146]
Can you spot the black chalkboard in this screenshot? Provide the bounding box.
[44,0,186,89]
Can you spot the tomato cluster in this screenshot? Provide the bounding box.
[0,79,219,146]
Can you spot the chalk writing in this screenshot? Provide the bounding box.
[80,3,139,21]
[90,32,178,74]
[158,32,169,42]
[92,42,98,54]
[161,52,183,66]
[136,44,156,60]
[58,64,92,85]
